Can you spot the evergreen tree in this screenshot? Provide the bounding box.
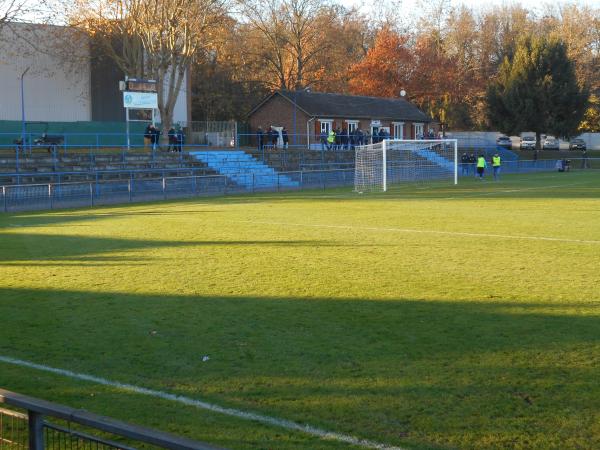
[486,36,589,146]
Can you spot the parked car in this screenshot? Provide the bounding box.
[569,138,586,151]
[520,135,536,150]
[542,136,559,150]
[496,135,512,149]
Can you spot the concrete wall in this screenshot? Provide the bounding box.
[157,70,190,126]
[0,23,91,122]
[0,23,190,126]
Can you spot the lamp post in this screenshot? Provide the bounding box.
[293,90,297,147]
[18,67,30,174]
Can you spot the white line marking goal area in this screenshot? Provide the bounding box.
[0,355,407,450]
[239,221,600,246]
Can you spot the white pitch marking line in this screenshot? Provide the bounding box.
[0,355,406,450]
[241,221,600,245]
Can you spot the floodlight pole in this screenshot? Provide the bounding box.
[124,75,131,152]
[19,67,30,173]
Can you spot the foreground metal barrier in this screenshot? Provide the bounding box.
[0,169,356,213]
[0,389,223,450]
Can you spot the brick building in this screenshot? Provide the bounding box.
[248,90,434,147]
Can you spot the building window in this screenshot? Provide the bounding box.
[393,122,404,140]
[320,120,332,135]
[414,123,424,139]
[346,121,358,134]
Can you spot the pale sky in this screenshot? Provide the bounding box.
[337,0,600,14]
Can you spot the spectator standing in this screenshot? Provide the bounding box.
[469,153,476,176]
[461,153,469,175]
[334,127,341,150]
[492,152,501,181]
[265,127,273,150]
[150,125,160,151]
[270,127,278,148]
[476,154,487,179]
[327,129,336,151]
[581,149,590,169]
[282,127,289,149]
[168,127,176,152]
[144,124,152,149]
[356,129,364,146]
[256,126,264,151]
[176,127,185,152]
[372,129,379,144]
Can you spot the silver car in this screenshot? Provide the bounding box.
[520,136,536,150]
[542,137,559,150]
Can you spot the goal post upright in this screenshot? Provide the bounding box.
[453,139,458,185]
[382,139,387,192]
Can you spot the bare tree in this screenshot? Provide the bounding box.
[1,0,28,27]
[237,0,333,90]
[69,0,228,136]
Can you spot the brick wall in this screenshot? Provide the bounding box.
[249,93,436,146]
[249,95,311,146]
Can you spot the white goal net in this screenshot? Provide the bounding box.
[354,139,458,192]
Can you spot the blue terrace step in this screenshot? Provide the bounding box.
[189,151,299,190]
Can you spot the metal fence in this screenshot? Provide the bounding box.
[1,406,28,449]
[0,167,217,187]
[0,389,223,450]
[0,169,356,212]
[1,159,596,213]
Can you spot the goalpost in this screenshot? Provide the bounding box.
[354,139,458,192]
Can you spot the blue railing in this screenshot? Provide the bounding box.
[2,158,593,213]
[0,168,356,212]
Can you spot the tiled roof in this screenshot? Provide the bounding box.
[277,90,431,122]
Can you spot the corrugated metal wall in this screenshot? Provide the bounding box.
[90,38,126,122]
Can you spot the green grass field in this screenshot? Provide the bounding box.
[1,171,599,450]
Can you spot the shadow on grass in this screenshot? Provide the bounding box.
[0,207,222,229]
[0,233,359,262]
[0,287,598,449]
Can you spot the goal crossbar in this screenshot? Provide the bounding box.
[355,139,458,192]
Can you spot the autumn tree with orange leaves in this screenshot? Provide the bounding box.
[348,28,413,98]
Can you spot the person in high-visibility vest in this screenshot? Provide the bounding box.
[492,153,501,181]
[327,129,336,151]
[476,154,487,179]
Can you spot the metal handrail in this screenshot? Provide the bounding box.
[0,389,224,450]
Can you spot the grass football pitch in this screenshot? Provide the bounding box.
[1,171,599,450]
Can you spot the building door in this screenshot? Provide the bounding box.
[414,123,424,139]
[393,122,404,140]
